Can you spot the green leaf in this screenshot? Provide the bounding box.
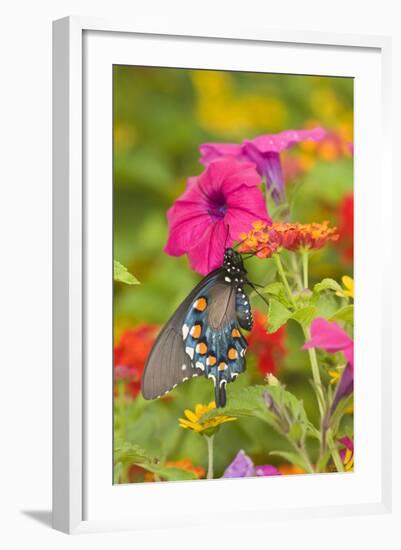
[269,450,309,472]
[267,299,292,333]
[114,260,139,285]
[114,442,153,465]
[258,282,292,309]
[330,305,354,323]
[314,293,339,319]
[291,306,317,329]
[260,282,285,296]
[313,278,342,294]
[200,384,311,441]
[140,463,197,481]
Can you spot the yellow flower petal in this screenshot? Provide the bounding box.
[341,275,354,298]
[184,409,199,423]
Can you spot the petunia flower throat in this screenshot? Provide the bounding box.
[165,158,271,275]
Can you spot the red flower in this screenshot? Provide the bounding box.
[114,324,159,397]
[338,193,353,263]
[248,311,286,376]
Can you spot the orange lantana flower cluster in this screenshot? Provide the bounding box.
[239,220,339,258]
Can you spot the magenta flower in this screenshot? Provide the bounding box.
[339,436,354,471]
[200,127,327,204]
[223,450,281,478]
[303,318,354,371]
[165,158,271,275]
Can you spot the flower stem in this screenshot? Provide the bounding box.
[205,434,215,479]
[273,254,297,309]
[117,381,128,483]
[303,327,325,418]
[274,250,343,473]
[301,249,309,288]
[327,429,345,473]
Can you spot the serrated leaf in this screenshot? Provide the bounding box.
[330,305,354,323]
[200,385,273,424]
[114,442,153,465]
[260,282,285,296]
[114,260,140,285]
[267,299,292,333]
[269,450,309,472]
[291,306,317,328]
[200,384,310,440]
[259,282,292,309]
[314,293,339,319]
[314,278,342,294]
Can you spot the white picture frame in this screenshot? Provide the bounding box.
[52,16,392,534]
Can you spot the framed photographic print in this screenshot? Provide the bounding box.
[52,17,392,534]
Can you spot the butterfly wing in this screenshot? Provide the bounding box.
[141,270,222,399]
[142,269,248,407]
[181,276,248,407]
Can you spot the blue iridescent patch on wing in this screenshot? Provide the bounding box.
[181,276,248,407]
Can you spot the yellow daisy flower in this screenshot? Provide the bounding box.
[328,368,341,385]
[178,401,237,433]
[336,275,354,299]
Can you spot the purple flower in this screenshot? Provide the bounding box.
[223,450,281,478]
[164,158,271,275]
[331,362,354,413]
[200,128,327,204]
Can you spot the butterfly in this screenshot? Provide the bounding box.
[141,247,260,408]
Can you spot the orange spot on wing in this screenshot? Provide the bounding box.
[218,362,228,371]
[228,348,238,360]
[207,355,217,366]
[190,324,202,339]
[194,297,207,312]
[231,328,241,338]
[196,342,208,355]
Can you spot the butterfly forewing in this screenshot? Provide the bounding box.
[141,270,222,399]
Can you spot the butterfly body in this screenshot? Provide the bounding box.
[142,248,252,407]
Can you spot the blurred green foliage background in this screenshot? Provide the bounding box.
[113,66,353,481]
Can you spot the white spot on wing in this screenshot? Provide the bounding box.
[185,347,194,360]
[208,373,216,386]
[225,276,231,283]
[181,364,187,371]
[182,324,189,340]
[196,361,204,371]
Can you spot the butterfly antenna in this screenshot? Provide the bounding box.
[247,282,270,308]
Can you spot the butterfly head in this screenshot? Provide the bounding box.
[223,247,246,274]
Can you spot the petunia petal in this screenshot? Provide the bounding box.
[187,220,228,275]
[245,127,327,154]
[303,318,353,354]
[199,143,244,165]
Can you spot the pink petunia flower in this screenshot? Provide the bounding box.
[303,317,354,372]
[165,158,271,275]
[200,128,327,204]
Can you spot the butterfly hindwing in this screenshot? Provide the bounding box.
[142,248,252,407]
[182,275,248,407]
